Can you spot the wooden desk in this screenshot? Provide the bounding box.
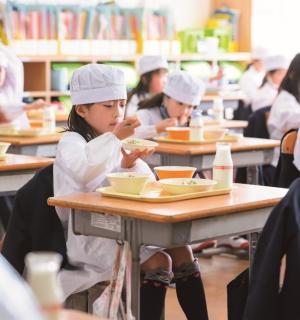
[0,154,53,194]
[48,183,287,319]
[151,137,280,184]
[0,133,61,157]
[213,120,247,130]
[202,92,246,102]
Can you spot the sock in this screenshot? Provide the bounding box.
[174,260,209,320]
[140,279,167,320]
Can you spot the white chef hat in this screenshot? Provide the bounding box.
[252,46,269,60]
[70,63,127,105]
[0,52,7,68]
[264,55,289,72]
[138,55,168,76]
[163,71,205,106]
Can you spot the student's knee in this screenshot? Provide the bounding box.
[141,252,173,286]
[142,251,172,272]
[165,245,194,268]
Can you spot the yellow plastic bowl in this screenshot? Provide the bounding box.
[122,138,158,152]
[154,166,197,179]
[107,172,150,195]
[159,178,217,195]
[203,128,227,140]
[166,127,190,141]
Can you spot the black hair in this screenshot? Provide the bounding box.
[259,70,278,88]
[66,104,98,142]
[127,68,166,104]
[137,92,164,110]
[279,53,300,103]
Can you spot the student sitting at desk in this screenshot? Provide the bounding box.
[0,43,47,129]
[240,46,268,106]
[134,70,205,139]
[252,54,288,112]
[126,55,168,117]
[54,64,209,320]
[268,53,300,167]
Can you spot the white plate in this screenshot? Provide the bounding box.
[159,178,218,195]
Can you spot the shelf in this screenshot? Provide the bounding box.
[24,91,47,98]
[50,91,70,97]
[19,52,251,63]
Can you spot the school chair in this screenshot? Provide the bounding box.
[1,164,123,315]
[236,106,273,185]
[273,128,300,188]
[1,164,71,274]
[233,100,252,121]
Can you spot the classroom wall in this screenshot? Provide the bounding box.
[147,0,212,30]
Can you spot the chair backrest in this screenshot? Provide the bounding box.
[281,129,298,154]
[273,129,300,188]
[2,165,69,274]
[244,106,271,139]
[233,100,252,121]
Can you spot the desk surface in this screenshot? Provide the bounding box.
[48,184,287,223]
[0,154,53,171]
[155,137,280,156]
[216,120,247,129]
[202,92,245,102]
[0,133,61,146]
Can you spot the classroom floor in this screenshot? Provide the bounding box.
[165,255,249,320]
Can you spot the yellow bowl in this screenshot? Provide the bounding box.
[154,166,197,179]
[0,142,11,155]
[122,138,158,152]
[203,128,227,140]
[159,178,217,195]
[166,127,190,141]
[29,120,44,128]
[106,172,150,195]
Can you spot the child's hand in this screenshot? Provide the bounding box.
[178,114,189,126]
[121,147,154,168]
[155,118,178,133]
[113,117,140,140]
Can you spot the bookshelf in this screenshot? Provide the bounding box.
[21,52,250,106]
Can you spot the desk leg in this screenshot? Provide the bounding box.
[247,165,259,185]
[124,219,141,319]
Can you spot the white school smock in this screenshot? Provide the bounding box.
[126,92,150,117]
[268,90,300,166]
[0,44,28,128]
[54,131,159,299]
[293,130,300,171]
[135,107,162,139]
[239,66,265,105]
[251,81,278,112]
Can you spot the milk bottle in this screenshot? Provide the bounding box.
[212,97,224,121]
[189,110,204,141]
[213,142,233,189]
[25,252,63,320]
[43,106,56,133]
